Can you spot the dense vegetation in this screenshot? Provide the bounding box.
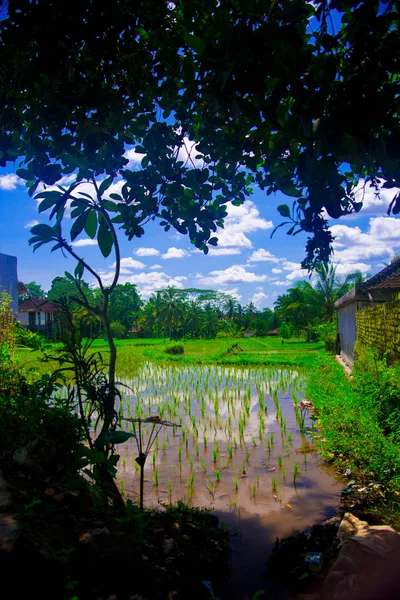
[307,346,400,527]
[20,262,364,345]
[1,1,400,267]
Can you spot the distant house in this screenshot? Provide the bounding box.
[334,258,400,365]
[242,329,255,338]
[18,298,60,338]
[0,253,18,313]
[265,329,279,337]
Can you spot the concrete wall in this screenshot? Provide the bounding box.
[0,253,18,313]
[337,299,370,364]
[356,298,400,360]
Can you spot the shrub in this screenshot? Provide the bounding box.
[110,320,127,339]
[278,322,291,339]
[318,322,337,351]
[16,324,45,349]
[165,344,184,355]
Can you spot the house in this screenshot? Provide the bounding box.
[242,329,255,338]
[334,258,400,365]
[265,329,279,337]
[18,297,60,338]
[0,252,18,313]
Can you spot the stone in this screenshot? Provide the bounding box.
[323,513,400,600]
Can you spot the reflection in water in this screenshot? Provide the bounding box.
[111,363,341,599]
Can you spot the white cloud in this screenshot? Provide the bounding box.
[331,216,400,263]
[176,137,204,168]
[250,291,269,309]
[285,268,310,282]
[135,247,160,257]
[281,261,302,271]
[217,287,242,301]
[0,174,23,190]
[198,265,267,285]
[99,270,187,298]
[24,220,39,229]
[369,216,400,240]
[335,262,371,276]
[71,239,98,247]
[149,264,162,270]
[352,180,400,217]
[193,247,242,256]
[124,147,145,167]
[248,248,280,263]
[109,257,145,270]
[161,247,188,259]
[213,200,273,248]
[272,280,290,287]
[272,268,283,274]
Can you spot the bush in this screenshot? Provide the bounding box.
[303,325,321,342]
[165,344,184,355]
[318,322,337,351]
[16,324,45,349]
[0,352,82,476]
[110,320,127,339]
[306,356,400,524]
[278,322,291,339]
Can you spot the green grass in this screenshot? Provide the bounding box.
[306,355,400,528]
[16,337,325,377]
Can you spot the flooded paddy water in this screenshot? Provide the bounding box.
[114,363,342,599]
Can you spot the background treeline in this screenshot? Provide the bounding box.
[20,263,365,344]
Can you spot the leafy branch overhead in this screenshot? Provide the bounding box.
[1,0,399,267]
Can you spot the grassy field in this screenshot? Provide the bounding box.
[17,336,326,377]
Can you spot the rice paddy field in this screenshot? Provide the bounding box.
[19,338,342,598]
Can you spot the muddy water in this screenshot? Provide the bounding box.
[114,363,342,599]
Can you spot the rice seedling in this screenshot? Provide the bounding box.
[206,479,216,500]
[293,462,301,483]
[234,474,239,492]
[278,455,284,469]
[201,458,207,473]
[251,480,257,498]
[227,442,233,459]
[152,466,159,487]
[251,436,257,447]
[195,443,200,458]
[272,475,278,493]
[212,443,218,463]
[214,469,221,483]
[282,468,287,481]
[168,476,173,501]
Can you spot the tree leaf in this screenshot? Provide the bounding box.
[95,431,136,447]
[98,175,114,196]
[29,224,55,240]
[277,204,291,218]
[184,32,206,55]
[97,222,113,257]
[84,210,97,239]
[74,261,84,279]
[70,211,88,241]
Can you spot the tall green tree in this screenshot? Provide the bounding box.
[108,283,142,330]
[157,287,184,339]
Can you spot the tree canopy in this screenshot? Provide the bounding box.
[1,0,399,267]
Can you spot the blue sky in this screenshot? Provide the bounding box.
[1,155,400,308]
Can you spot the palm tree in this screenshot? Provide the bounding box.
[157,287,184,339]
[184,300,203,338]
[313,262,340,322]
[225,297,239,322]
